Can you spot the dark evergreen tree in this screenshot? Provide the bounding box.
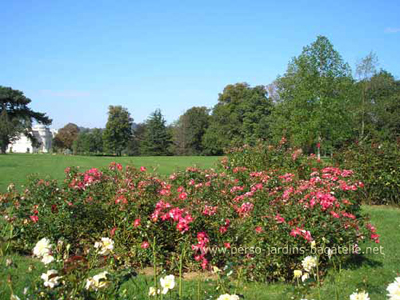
[0,86,52,154]
[141,109,172,156]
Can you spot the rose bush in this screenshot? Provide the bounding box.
[0,144,378,282]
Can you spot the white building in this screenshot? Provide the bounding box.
[7,125,58,153]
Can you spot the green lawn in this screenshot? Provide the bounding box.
[0,154,221,192]
[1,205,399,299]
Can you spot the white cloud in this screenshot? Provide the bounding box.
[384,27,400,34]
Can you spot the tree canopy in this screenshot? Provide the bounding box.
[173,106,210,155]
[53,123,80,152]
[269,36,354,154]
[73,128,104,154]
[366,71,400,141]
[103,106,133,156]
[0,86,52,154]
[203,83,273,155]
[141,109,172,156]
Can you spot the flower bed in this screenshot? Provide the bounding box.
[0,144,379,286]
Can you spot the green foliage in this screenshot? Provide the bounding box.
[103,106,133,156]
[334,141,400,205]
[0,110,17,154]
[125,123,146,156]
[269,36,354,153]
[0,86,52,154]
[203,83,273,155]
[222,138,320,179]
[172,106,210,155]
[365,71,400,141]
[351,55,400,144]
[53,123,80,152]
[140,109,172,156]
[73,128,104,155]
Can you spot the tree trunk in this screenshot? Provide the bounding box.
[0,144,7,154]
[360,83,366,143]
[317,135,321,161]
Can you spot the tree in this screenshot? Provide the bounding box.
[269,36,354,155]
[73,128,104,154]
[103,106,133,156]
[140,109,172,156]
[173,106,210,155]
[73,130,89,154]
[0,86,52,154]
[53,123,80,151]
[355,52,379,142]
[91,128,104,153]
[368,71,400,141]
[125,123,146,156]
[203,83,273,155]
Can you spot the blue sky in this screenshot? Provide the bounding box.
[1,0,399,129]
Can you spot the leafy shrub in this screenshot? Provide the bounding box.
[333,141,400,205]
[221,138,321,180]
[0,147,378,282]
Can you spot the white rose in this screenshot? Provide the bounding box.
[148,286,160,296]
[86,271,109,291]
[387,277,400,300]
[302,272,310,282]
[33,238,52,258]
[302,256,317,272]
[160,275,175,294]
[350,290,370,300]
[41,254,55,265]
[94,238,114,255]
[41,270,61,289]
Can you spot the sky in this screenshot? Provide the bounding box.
[1,0,399,129]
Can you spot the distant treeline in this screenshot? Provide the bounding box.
[52,36,400,156]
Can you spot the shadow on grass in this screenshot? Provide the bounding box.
[342,254,383,270]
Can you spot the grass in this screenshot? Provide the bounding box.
[0,153,221,192]
[1,205,399,299]
[308,205,400,299]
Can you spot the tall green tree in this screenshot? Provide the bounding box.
[203,83,273,155]
[0,86,52,154]
[367,71,400,141]
[141,109,172,156]
[269,36,354,154]
[103,106,133,156]
[173,106,210,155]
